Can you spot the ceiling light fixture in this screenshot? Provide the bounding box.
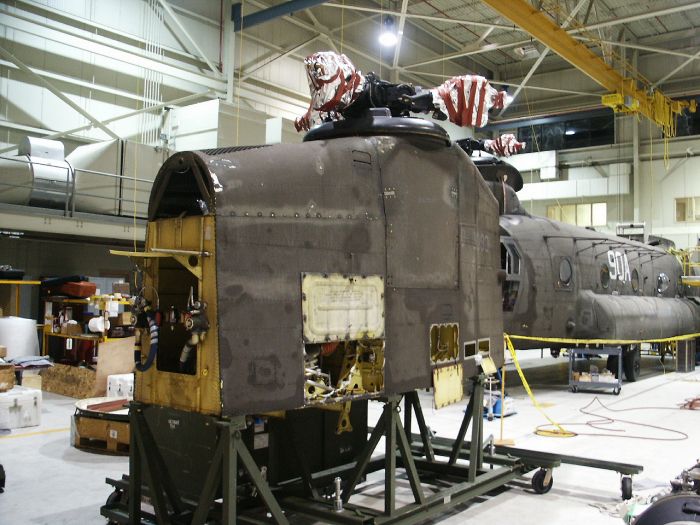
[514,45,540,60]
[565,130,575,135]
[379,16,398,47]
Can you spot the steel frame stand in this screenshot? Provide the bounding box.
[101,402,290,525]
[283,380,527,524]
[341,395,426,516]
[101,378,644,524]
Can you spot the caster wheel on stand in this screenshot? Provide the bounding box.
[532,468,554,494]
[621,476,633,500]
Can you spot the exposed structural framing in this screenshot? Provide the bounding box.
[481,0,696,136]
[0,92,215,155]
[241,36,320,81]
[0,44,120,141]
[324,3,515,31]
[232,0,328,32]
[652,47,700,89]
[574,36,700,62]
[158,0,220,76]
[236,0,451,88]
[407,70,602,98]
[498,0,588,116]
[392,0,410,72]
[3,0,700,145]
[399,1,700,69]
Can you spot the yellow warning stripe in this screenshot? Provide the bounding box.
[503,334,575,438]
[506,332,700,346]
[0,427,69,439]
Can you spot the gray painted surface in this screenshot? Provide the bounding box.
[150,120,504,416]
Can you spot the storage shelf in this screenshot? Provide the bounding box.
[570,380,620,388]
[568,346,623,394]
[43,330,104,342]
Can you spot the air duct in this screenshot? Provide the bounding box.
[0,137,72,207]
[0,137,162,218]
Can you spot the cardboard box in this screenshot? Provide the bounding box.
[0,364,15,392]
[112,282,131,296]
[0,345,6,358]
[115,312,133,326]
[22,374,42,390]
[61,322,84,336]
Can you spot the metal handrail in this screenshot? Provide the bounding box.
[0,155,153,220]
[73,167,154,184]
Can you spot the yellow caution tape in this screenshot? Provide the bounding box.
[0,427,69,439]
[503,331,699,438]
[503,334,576,438]
[505,332,700,346]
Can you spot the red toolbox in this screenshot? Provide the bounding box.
[57,281,96,298]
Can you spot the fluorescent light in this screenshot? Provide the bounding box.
[379,16,397,47]
[379,31,398,47]
[565,129,575,135]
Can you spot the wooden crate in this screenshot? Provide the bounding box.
[41,336,134,398]
[73,414,130,455]
[0,364,15,393]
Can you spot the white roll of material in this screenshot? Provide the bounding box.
[0,317,40,359]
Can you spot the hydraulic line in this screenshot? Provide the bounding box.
[134,315,159,372]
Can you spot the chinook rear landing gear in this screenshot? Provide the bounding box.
[606,346,641,382]
[623,346,641,382]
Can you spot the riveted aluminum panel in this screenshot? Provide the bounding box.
[147,125,506,415]
[210,139,387,416]
[380,137,460,289]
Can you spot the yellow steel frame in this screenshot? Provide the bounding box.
[112,215,221,415]
[481,0,695,136]
[0,280,41,316]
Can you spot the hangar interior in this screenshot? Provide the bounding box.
[1,1,700,524]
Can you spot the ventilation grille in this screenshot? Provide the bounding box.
[199,145,270,156]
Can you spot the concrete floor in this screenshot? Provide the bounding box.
[0,354,698,524]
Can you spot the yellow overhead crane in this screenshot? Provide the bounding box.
[481,0,696,138]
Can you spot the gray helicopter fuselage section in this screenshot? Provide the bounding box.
[149,117,504,416]
[499,213,697,348]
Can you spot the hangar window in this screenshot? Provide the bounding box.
[675,197,700,222]
[674,96,700,137]
[515,111,614,153]
[501,238,521,311]
[547,202,607,227]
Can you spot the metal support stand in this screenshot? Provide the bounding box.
[341,396,425,516]
[403,391,434,462]
[102,403,290,525]
[103,381,644,524]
